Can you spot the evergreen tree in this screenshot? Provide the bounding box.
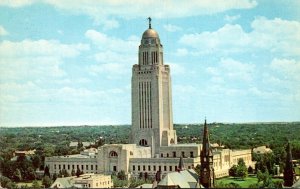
[71,169,76,176]
[42,176,52,188]
[236,158,248,180]
[284,142,295,186]
[76,168,82,177]
[44,165,50,177]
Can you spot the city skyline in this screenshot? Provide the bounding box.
[0,0,300,126]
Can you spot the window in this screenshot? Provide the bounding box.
[113,166,117,172]
[63,164,65,169]
[109,151,118,157]
[82,165,84,170]
[169,166,172,171]
[175,166,177,170]
[190,151,194,158]
[164,166,167,171]
[59,165,61,169]
[153,165,156,171]
[173,151,176,157]
[72,165,74,169]
[159,166,161,171]
[139,139,148,146]
[188,166,191,169]
[96,165,98,170]
[181,151,185,157]
[68,165,70,170]
[133,165,135,171]
[138,165,140,171]
[160,153,163,157]
[148,165,151,171]
[143,165,145,171]
[54,164,56,169]
[86,165,88,170]
[167,153,169,157]
[91,165,93,170]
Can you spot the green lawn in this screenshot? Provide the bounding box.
[216,176,283,188]
[16,180,42,187]
[216,176,258,188]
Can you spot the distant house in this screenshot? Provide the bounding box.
[253,146,272,154]
[10,149,36,161]
[50,173,112,188]
[69,142,95,148]
[13,149,36,157]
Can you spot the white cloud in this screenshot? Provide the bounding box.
[179,17,300,56]
[0,40,89,58]
[0,39,89,81]
[166,62,186,75]
[89,63,129,75]
[175,48,189,56]
[271,58,300,82]
[206,58,255,82]
[85,30,139,76]
[163,24,182,32]
[85,29,139,53]
[224,14,240,22]
[0,26,8,36]
[0,0,36,7]
[0,0,257,24]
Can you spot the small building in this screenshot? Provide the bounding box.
[13,149,36,157]
[50,173,112,188]
[69,142,95,148]
[157,169,202,188]
[253,146,272,154]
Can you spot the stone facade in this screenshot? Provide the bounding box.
[45,20,255,180]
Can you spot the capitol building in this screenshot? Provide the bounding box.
[45,20,254,180]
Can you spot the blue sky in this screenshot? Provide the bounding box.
[0,0,299,126]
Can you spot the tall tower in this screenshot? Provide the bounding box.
[284,142,295,186]
[200,119,214,188]
[131,18,177,156]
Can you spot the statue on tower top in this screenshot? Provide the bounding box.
[148,17,152,29]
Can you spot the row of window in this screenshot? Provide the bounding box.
[139,81,152,129]
[132,164,193,172]
[54,164,97,171]
[141,51,159,65]
[160,151,194,158]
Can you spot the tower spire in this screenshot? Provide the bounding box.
[200,119,214,188]
[148,17,152,29]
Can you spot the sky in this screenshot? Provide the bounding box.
[0,0,299,126]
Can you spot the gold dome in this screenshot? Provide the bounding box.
[142,28,159,38]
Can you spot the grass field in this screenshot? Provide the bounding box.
[216,176,283,188]
[216,176,258,188]
[16,180,42,188]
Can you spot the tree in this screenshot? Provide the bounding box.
[71,169,76,176]
[229,165,237,177]
[32,155,41,170]
[13,168,22,182]
[26,167,36,180]
[44,165,50,177]
[32,180,41,189]
[117,170,126,180]
[248,166,254,174]
[52,173,57,181]
[194,164,201,175]
[76,168,82,177]
[0,176,13,188]
[42,176,52,188]
[236,158,248,180]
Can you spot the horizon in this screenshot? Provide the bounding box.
[1,1,300,126]
[1,121,300,128]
